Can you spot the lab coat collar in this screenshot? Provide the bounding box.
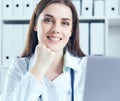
[65,51,83,71]
[28,51,84,72]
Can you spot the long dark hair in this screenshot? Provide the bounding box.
[21,0,85,58]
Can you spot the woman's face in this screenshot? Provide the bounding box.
[34,3,73,52]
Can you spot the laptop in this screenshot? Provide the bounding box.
[83,56,120,101]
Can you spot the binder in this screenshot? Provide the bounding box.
[33,0,41,9]
[0,69,8,94]
[106,0,118,16]
[2,24,13,66]
[82,0,93,17]
[90,23,105,55]
[12,24,24,59]
[0,0,1,65]
[0,26,1,65]
[23,24,29,48]
[79,23,89,55]
[94,0,105,17]
[2,0,13,19]
[119,0,120,15]
[23,0,34,19]
[13,0,23,19]
[3,24,23,66]
[0,0,1,18]
[72,0,81,17]
[108,26,120,57]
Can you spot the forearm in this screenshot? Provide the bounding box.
[0,72,45,101]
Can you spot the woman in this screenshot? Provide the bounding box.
[0,0,87,101]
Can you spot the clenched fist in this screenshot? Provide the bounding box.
[30,44,56,81]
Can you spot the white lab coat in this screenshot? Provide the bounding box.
[0,51,87,101]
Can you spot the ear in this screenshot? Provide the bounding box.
[34,26,37,31]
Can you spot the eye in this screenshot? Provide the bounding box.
[43,18,53,23]
[62,21,70,26]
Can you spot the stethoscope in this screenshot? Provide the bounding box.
[70,68,74,101]
[39,68,74,101]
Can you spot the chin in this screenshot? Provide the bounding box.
[47,46,62,53]
[49,48,59,52]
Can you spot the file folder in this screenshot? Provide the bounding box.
[82,0,93,17]
[0,0,1,18]
[0,69,8,95]
[23,0,34,19]
[72,0,81,17]
[94,0,105,17]
[23,24,29,48]
[33,0,41,9]
[13,0,23,19]
[0,25,1,65]
[12,24,24,59]
[0,3,1,65]
[79,23,89,55]
[3,24,24,66]
[106,0,118,16]
[2,24,13,66]
[90,23,105,55]
[2,0,13,19]
[108,26,120,57]
[119,0,120,15]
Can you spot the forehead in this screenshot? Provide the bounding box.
[41,3,72,19]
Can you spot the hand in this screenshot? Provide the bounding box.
[30,44,55,80]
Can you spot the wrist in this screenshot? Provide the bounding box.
[30,67,44,81]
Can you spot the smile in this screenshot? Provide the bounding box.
[47,36,62,41]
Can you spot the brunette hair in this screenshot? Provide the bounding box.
[21,0,85,58]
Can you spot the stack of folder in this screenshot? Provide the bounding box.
[72,0,105,17]
[106,0,119,16]
[2,24,29,66]
[79,22,105,55]
[2,0,40,19]
[0,69,8,94]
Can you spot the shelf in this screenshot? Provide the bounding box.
[2,17,105,22]
[2,18,30,23]
[2,18,30,21]
[0,66,8,69]
[107,17,120,26]
[79,16,105,22]
[2,17,120,24]
[107,26,120,57]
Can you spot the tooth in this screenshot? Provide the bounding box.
[49,37,60,41]
[51,38,59,40]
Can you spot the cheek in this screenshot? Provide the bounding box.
[65,30,72,39]
[39,24,51,35]
[36,29,44,42]
[37,25,46,39]
[63,31,72,45]
[37,28,51,43]
[65,27,72,37]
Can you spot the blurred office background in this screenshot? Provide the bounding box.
[0,0,120,95]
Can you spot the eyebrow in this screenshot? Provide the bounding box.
[44,14,72,21]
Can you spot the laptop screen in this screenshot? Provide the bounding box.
[83,56,120,101]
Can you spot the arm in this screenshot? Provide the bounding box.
[0,44,55,101]
[0,58,45,101]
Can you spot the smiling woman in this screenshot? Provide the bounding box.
[0,0,86,101]
[35,3,73,52]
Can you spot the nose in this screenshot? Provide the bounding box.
[51,22,60,34]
